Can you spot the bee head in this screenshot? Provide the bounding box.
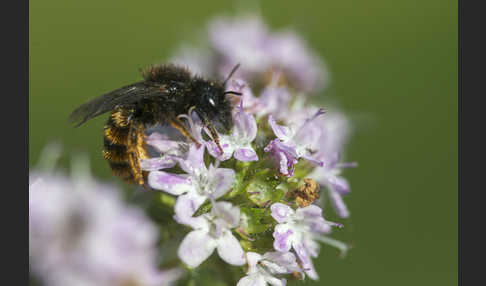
[192,79,234,132]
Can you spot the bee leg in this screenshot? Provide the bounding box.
[128,122,149,186]
[204,122,223,154]
[170,118,201,148]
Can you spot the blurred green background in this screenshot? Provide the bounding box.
[30,0,457,285]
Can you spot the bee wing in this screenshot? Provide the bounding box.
[69,82,159,127]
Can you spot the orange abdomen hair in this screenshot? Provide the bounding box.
[102,109,149,185]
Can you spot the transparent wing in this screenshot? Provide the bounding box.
[69,81,161,127]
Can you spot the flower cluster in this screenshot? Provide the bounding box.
[29,14,356,286]
[29,158,182,286]
[172,15,329,94]
[142,14,356,285]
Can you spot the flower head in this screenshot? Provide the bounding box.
[147,145,235,216]
[307,111,355,218]
[208,15,327,93]
[264,109,325,176]
[141,111,206,171]
[309,152,356,218]
[206,102,259,162]
[237,251,301,286]
[226,78,260,113]
[176,201,245,267]
[93,14,357,285]
[209,16,271,78]
[256,74,292,119]
[29,168,182,286]
[270,203,347,280]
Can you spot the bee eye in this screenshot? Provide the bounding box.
[209,98,216,107]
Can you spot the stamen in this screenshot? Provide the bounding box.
[177,106,198,139]
[213,159,221,168]
[301,108,326,129]
[314,235,350,257]
[337,162,358,168]
[325,220,344,228]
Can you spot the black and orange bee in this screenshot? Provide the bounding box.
[69,63,241,186]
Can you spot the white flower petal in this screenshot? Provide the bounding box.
[296,205,322,219]
[178,145,206,175]
[206,138,234,161]
[234,107,258,141]
[237,274,266,286]
[293,109,325,148]
[234,147,259,162]
[146,134,181,154]
[262,252,299,274]
[208,166,235,199]
[212,201,240,228]
[140,156,177,171]
[328,188,350,218]
[147,171,193,195]
[178,229,217,268]
[173,194,208,228]
[272,224,294,252]
[328,175,350,195]
[268,115,293,141]
[216,231,246,266]
[293,241,318,280]
[265,276,286,286]
[246,252,263,269]
[270,203,294,223]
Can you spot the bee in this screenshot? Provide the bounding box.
[69,63,242,186]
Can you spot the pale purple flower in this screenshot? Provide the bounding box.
[209,15,327,92]
[256,73,292,120]
[264,110,325,176]
[209,16,271,78]
[267,30,328,92]
[176,201,245,267]
[206,102,258,162]
[264,139,299,176]
[141,111,205,171]
[306,111,355,218]
[140,132,185,171]
[147,145,235,217]
[225,75,292,121]
[225,78,260,113]
[29,170,182,286]
[237,251,301,286]
[270,203,348,280]
[311,110,351,163]
[308,152,356,218]
[143,110,235,206]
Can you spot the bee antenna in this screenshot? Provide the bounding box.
[223,91,243,96]
[223,63,241,86]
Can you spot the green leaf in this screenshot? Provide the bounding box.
[159,193,176,207]
[239,230,275,253]
[193,199,211,217]
[239,207,270,234]
[246,176,285,207]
